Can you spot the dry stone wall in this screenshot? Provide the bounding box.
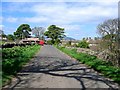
[65,46,111,62]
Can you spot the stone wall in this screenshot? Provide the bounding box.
[77,48,98,56]
[65,46,111,62]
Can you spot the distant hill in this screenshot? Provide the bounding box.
[63,37,76,40]
[44,36,76,41]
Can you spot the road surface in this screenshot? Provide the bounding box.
[4,45,119,89]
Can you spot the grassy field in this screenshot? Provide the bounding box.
[2,44,41,87]
[57,46,120,84]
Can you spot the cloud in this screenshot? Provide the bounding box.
[2,1,118,39]
[28,2,117,24]
[6,17,18,23]
[3,26,16,34]
[3,2,118,24]
[60,25,81,31]
[2,2,32,12]
[0,25,4,30]
[2,0,119,2]
[22,16,49,23]
[58,24,84,38]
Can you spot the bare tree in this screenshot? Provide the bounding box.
[97,18,120,67]
[32,27,45,39]
[98,19,118,50]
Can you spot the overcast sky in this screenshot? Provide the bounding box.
[1,0,119,40]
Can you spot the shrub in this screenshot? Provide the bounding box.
[2,45,40,75]
[65,41,72,47]
[78,40,89,48]
[2,45,41,86]
[47,40,53,45]
[54,39,61,45]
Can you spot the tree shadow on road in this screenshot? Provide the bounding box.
[10,56,119,89]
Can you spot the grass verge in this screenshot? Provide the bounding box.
[56,46,120,84]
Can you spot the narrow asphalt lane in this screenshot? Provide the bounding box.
[4,45,119,89]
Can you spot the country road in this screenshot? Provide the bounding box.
[4,45,119,89]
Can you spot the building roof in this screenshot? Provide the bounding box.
[20,38,39,42]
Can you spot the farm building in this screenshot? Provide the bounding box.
[19,38,40,44]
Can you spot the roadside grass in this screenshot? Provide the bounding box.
[56,46,120,84]
[2,44,41,87]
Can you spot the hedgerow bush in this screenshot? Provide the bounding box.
[77,40,89,48]
[2,45,40,75]
[2,45,40,86]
